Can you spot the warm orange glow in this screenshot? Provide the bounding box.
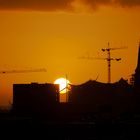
[0,6,140,106]
[54,78,70,94]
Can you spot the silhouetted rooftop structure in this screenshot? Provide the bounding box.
[68,79,133,117]
[69,78,131,103]
[134,42,140,93]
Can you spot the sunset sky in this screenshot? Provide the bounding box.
[0,0,140,106]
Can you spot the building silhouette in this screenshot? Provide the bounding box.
[68,78,134,120]
[10,43,140,122]
[13,83,59,115]
[69,78,131,103]
[134,43,140,93]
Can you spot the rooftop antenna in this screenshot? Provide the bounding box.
[95,74,99,81]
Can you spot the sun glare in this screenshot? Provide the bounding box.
[54,78,70,94]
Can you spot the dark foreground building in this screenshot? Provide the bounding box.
[69,79,133,116]
[134,43,140,93]
[13,83,59,115]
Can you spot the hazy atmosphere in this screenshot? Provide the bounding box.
[0,0,140,106]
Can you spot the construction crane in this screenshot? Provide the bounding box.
[79,42,127,83]
[0,68,47,74]
[101,42,127,83]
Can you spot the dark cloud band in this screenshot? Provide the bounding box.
[0,0,139,11]
[115,0,140,7]
[0,0,74,11]
[81,0,140,8]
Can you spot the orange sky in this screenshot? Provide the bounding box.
[0,1,140,106]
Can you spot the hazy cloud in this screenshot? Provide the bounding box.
[0,0,140,11]
[81,0,140,8]
[0,0,74,11]
[81,0,112,7]
[115,0,140,7]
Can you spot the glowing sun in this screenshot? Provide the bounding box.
[54,78,70,94]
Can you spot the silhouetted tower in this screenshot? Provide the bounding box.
[79,42,126,83]
[134,42,140,92]
[101,42,123,83]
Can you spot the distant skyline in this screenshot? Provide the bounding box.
[0,0,140,106]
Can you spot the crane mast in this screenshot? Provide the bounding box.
[107,45,111,83]
[102,43,120,83]
[101,43,127,83]
[79,42,126,83]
